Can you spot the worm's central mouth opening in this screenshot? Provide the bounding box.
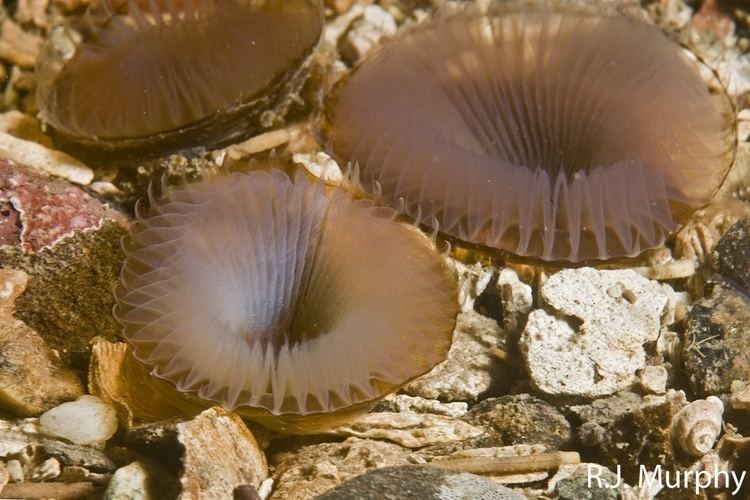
[469,78,617,179]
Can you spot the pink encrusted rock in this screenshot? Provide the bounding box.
[0,159,126,252]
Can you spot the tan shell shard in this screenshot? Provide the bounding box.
[36,0,323,163]
[322,2,736,262]
[89,339,207,427]
[113,168,458,426]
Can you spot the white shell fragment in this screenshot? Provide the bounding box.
[39,395,118,447]
[323,412,483,448]
[0,131,93,185]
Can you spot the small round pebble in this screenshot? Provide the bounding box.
[462,394,572,449]
[552,464,624,500]
[713,219,750,290]
[315,465,525,500]
[40,395,118,447]
[683,285,750,396]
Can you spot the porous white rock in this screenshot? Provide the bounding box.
[39,395,117,447]
[404,310,506,402]
[520,268,674,398]
[638,365,669,395]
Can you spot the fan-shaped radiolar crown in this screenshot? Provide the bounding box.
[322,2,736,262]
[114,169,458,418]
[36,0,323,161]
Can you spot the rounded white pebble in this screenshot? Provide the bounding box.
[39,395,117,447]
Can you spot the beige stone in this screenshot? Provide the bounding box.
[323,412,483,448]
[0,19,42,68]
[0,132,93,185]
[0,269,84,416]
[176,408,268,500]
[270,437,411,500]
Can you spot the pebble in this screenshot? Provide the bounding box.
[292,152,343,185]
[178,408,268,499]
[126,407,267,499]
[0,110,53,147]
[374,394,468,419]
[0,461,7,490]
[40,437,116,472]
[548,463,635,499]
[0,269,84,416]
[0,160,122,252]
[0,19,42,68]
[323,412,484,449]
[315,465,525,500]
[712,219,750,290]
[423,444,579,485]
[683,284,750,396]
[337,5,397,64]
[6,459,23,482]
[449,259,495,313]
[270,437,412,500]
[0,200,127,360]
[520,268,674,398]
[14,0,50,29]
[495,268,533,332]
[462,394,572,449]
[570,390,690,485]
[31,457,61,481]
[40,396,118,447]
[224,129,291,161]
[404,310,512,402]
[103,461,179,500]
[637,365,669,394]
[0,134,93,185]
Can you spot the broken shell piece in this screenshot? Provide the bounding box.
[322,412,483,448]
[39,396,118,448]
[0,131,93,185]
[671,396,724,458]
[429,449,580,477]
[0,269,84,416]
[88,339,208,428]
